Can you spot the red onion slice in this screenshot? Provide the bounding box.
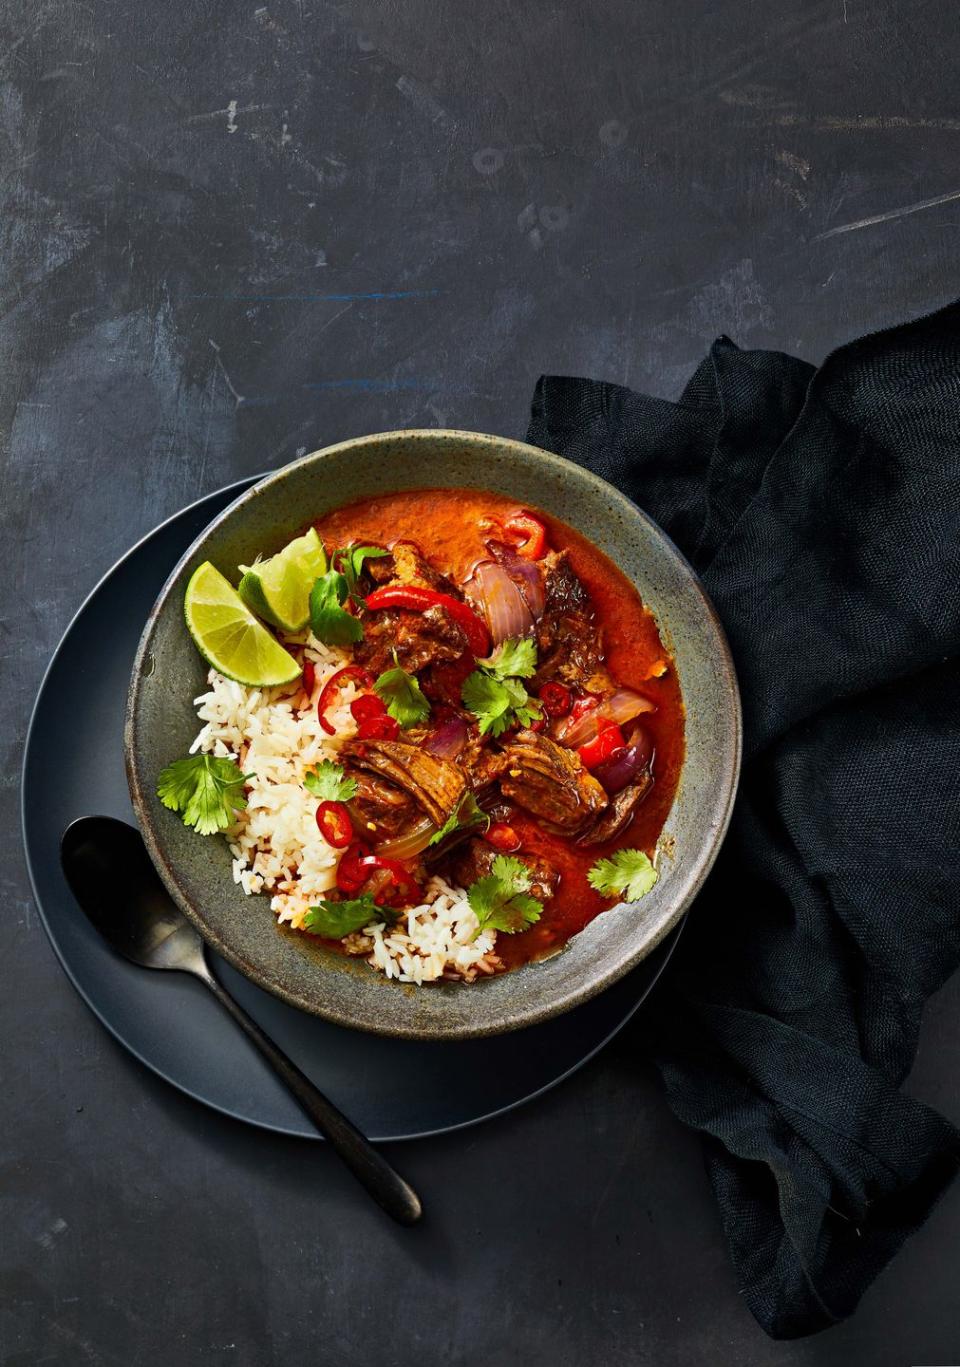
[375,814,437,860]
[486,540,546,619]
[471,560,535,646]
[424,714,469,759]
[592,723,655,794]
[560,688,656,747]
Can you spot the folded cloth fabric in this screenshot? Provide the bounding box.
[527,302,960,1339]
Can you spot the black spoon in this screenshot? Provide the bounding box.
[60,815,423,1226]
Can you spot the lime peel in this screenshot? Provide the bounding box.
[237,526,327,632]
[184,561,302,687]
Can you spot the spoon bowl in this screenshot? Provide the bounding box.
[61,816,206,974]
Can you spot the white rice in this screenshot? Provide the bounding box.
[189,630,501,984]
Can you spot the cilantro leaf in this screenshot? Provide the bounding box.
[461,669,515,736]
[157,754,250,835]
[467,853,542,935]
[587,848,659,901]
[336,545,389,602]
[427,792,490,847]
[373,652,431,728]
[302,895,383,939]
[461,637,542,736]
[461,669,543,737]
[485,637,537,680]
[304,760,357,803]
[309,570,363,646]
[501,675,543,729]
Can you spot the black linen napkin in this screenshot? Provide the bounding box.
[527,301,960,1339]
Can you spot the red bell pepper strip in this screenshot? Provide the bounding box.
[504,511,547,559]
[317,665,374,735]
[301,660,315,697]
[315,800,354,849]
[578,720,626,770]
[363,585,490,658]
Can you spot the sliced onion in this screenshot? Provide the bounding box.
[592,724,655,794]
[424,714,468,759]
[486,540,546,619]
[560,688,656,747]
[471,560,535,646]
[375,813,437,859]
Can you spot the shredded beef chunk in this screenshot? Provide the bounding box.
[346,771,420,842]
[534,550,605,689]
[577,773,653,846]
[446,837,559,903]
[364,541,460,597]
[498,728,608,835]
[355,605,468,677]
[341,737,466,827]
[458,731,509,792]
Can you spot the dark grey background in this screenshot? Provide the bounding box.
[4,0,960,1362]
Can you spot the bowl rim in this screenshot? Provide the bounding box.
[125,428,742,1039]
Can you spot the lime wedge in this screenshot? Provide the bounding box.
[184,562,302,687]
[238,527,328,632]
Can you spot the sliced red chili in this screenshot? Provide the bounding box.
[316,800,354,849]
[357,712,400,741]
[364,585,490,658]
[486,822,522,853]
[301,660,315,697]
[570,695,599,723]
[538,681,572,718]
[338,852,423,908]
[363,854,423,908]
[317,665,374,735]
[504,511,547,559]
[350,693,387,725]
[578,720,626,770]
[336,841,373,895]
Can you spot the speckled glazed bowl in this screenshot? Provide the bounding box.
[126,430,740,1040]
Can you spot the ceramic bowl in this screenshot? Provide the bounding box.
[125,430,740,1039]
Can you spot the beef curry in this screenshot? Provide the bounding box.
[308,488,684,971]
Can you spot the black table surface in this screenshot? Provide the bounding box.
[5,1,960,1363]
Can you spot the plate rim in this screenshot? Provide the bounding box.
[20,474,685,1142]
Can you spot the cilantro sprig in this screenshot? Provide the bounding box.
[461,637,543,737]
[335,545,389,603]
[484,637,537,680]
[427,792,490,847]
[309,570,363,646]
[467,854,542,935]
[302,895,388,939]
[373,652,431,729]
[308,546,389,645]
[587,848,659,902]
[157,753,251,835]
[304,759,357,803]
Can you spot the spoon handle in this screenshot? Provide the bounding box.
[198,969,422,1225]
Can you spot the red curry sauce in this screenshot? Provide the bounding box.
[313,488,685,969]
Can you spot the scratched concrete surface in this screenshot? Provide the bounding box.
[4,0,960,1363]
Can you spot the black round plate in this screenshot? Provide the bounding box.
[21,478,680,1142]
